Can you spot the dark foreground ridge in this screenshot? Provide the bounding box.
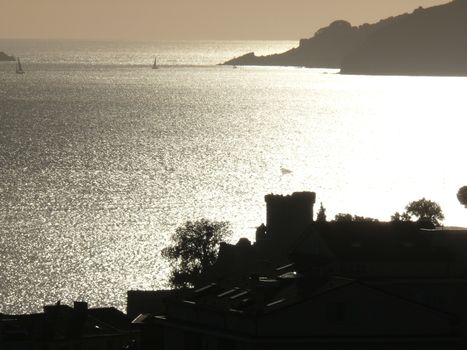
[129,192,467,350]
[4,191,467,349]
[224,0,467,76]
[0,52,15,62]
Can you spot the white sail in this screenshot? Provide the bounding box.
[16,57,24,74]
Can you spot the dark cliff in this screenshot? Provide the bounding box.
[224,0,467,76]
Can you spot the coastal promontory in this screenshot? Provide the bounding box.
[223,19,379,69]
[341,0,467,76]
[0,51,15,61]
[224,0,467,76]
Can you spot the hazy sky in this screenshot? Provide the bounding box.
[0,0,449,41]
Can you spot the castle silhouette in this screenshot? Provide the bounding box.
[128,192,467,350]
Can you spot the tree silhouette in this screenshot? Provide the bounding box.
[391,211,411,222]
[334,213,353,222]
[316,202,327,222]
[333,213,378,223]
[404,198,444,227]
[162,219,232,289]
[352,215,379,223]
[457,186,467,208]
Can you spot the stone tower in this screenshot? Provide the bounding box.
[263,191,316,245]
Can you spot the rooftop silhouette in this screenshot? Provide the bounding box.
[128,191,467,349]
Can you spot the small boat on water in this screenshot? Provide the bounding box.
[16,57,24,74]
[152,57,158,69]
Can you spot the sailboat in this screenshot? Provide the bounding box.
[16,57,24,74]
[152,57,158,69]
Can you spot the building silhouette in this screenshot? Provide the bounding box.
[0,302,139,350]
[129,191,467,349]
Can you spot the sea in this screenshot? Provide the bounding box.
[1,39,467,314]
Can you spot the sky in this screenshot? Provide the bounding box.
[0,0,449,41]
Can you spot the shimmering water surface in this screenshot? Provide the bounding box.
[1,40,467,313]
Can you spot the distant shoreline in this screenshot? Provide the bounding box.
[0,51,15,61]
[223,1,467,77]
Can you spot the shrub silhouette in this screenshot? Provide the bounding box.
[333,213,378,223]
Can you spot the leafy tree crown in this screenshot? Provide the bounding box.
[458,186,467,208]
[162,219,232,289]
[404,198,444,226]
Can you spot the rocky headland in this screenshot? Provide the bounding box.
[0,51,15,61]
[224,0,467,76]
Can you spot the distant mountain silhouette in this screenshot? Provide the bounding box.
[341,0,467,75]
[224,0,467,76]
[0,52,15,61]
